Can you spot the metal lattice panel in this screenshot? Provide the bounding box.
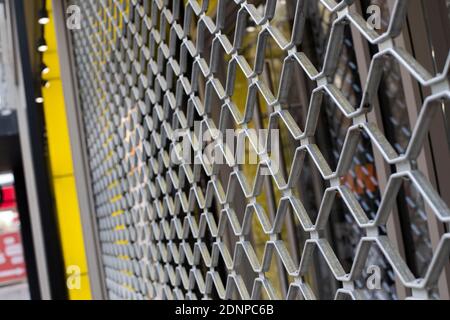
[68,0,450,300]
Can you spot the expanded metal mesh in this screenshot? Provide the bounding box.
[68,0,450,300]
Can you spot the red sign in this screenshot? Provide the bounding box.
[0,232,27,284]
[0,186,16,210]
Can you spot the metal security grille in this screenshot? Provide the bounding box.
[67,0,450,300]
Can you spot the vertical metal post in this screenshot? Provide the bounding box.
[389,0,450,299]
[52,0,108,300]
[6,0,67,300]
[349,2,409,299]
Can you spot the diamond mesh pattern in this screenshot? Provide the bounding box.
[68,0,450,300]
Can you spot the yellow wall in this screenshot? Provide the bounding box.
[41,0,91,300]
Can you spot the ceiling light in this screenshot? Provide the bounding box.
[38,8,50,25]
[41,80,51,88]
[37,37,48,52]
[41,63,50,75]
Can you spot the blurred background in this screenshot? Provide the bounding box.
[0,0,89,300]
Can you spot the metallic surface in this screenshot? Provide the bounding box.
[53,0,108,300]
[65,0,450,300]
[0,0,14,116]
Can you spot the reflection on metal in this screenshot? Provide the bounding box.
[0,1,14,116]
[67,0,450,300]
